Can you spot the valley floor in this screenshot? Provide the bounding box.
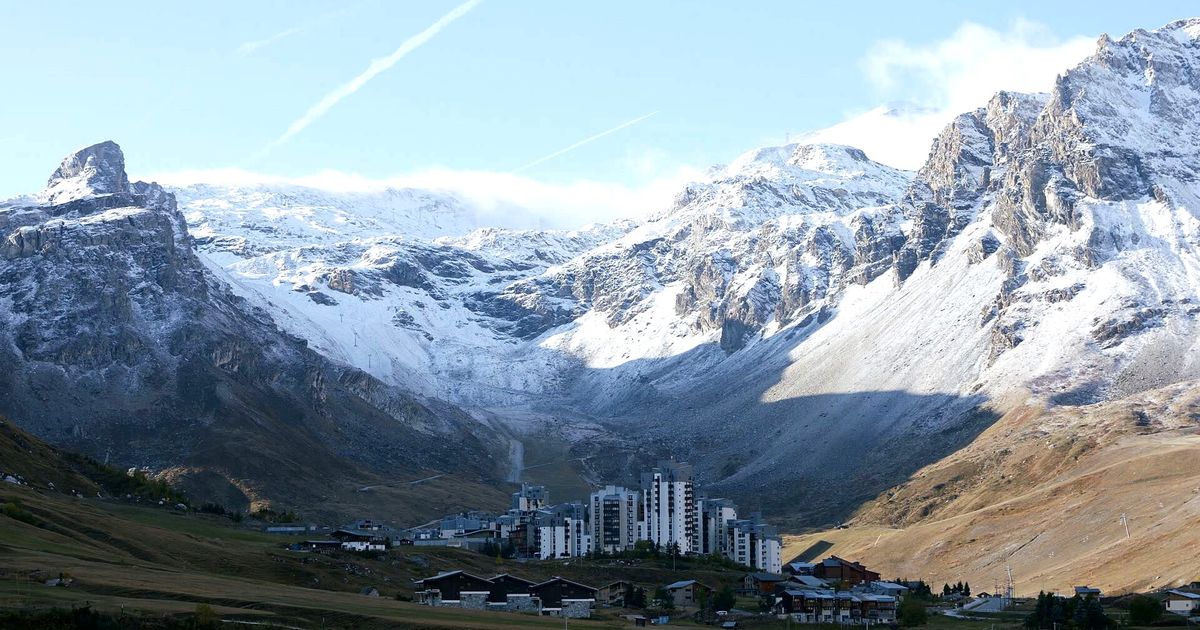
[0,484,744,628]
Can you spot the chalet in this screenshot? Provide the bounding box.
[440,512,498,539]
[864,581,909,599]
[414,570,494,607]
[784,561,816,576]
[294,540,341,552]
[340,540,386,552]
[530,576,598,618]
[264,525,310,534]
[1165,590,1200,616]
[664,580,712,609]
[857,593,898,623]
[597,581,634,607]
[348,519,389,532]
[775,588,837,623]
[487,574,535,605]
[742,572,788,595]
[813,557,880,585]
[331,528,387,544]
[788,575,831,589]
[454,528,500,551]
[1074,586,1102,598]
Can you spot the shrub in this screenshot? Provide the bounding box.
[1,501,41,526]
[1129,595,1162,626]
[197,503,227,516]
[194,603,217,629]
[653,586,674,611]
[899,598,928,626]
[713,585,736,612]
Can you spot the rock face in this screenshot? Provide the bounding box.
[7,18,1200,527]
[0,143,507,518]
[39,140,131,205]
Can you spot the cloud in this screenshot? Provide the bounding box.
[864,19,1095,113]
[257,0,483,157]
[810,20,1096,170]
[141,165,703,230]
[799,104,954,171]
[511,111,659,173]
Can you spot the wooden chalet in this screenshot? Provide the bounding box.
[413,570,493,604]
[812,556,880,585]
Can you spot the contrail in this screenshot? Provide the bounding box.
[258,0,483,157]
[236,25,305,56]
[236,5,359,57]
[511,111,659,173]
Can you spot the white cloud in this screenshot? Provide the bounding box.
[800,104,949,171]
[810,20,1096,170]
[140,165,703,230]
[864,19,1095,114]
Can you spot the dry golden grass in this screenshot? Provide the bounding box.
[784,382,1200,595]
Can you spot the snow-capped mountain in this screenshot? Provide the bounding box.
[4,18,1199,527]
[162,18,1200,524]
[0,142,509,521]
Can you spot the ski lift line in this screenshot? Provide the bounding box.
[355,472,446,491]
[519,456,592,471]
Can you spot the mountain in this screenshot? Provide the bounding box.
[4,18,1200,542]
[783,380,1200,594]
[0,142,509,522]
[162,17,1200,528]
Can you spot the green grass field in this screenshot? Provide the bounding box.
[0,482,760,628]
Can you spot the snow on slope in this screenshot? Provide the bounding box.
[160,18,1200,524]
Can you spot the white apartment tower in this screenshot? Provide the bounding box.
[589,485,641,553]
[726,514,783,573]
[641,460,696,553]
[696,497,738,556]
[535,502,591,560]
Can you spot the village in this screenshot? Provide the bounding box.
[265,460,1200,626]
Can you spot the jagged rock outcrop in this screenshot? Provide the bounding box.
[0,143,507,519]
[9,19,1198,527]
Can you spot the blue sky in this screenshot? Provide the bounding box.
[1,1,1196,223]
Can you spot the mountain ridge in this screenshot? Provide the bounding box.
[2,17,1199,535]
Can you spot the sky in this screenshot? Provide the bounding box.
[1,1,1196,227]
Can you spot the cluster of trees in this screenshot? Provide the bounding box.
[583,541,747,570]
[1025,591,1113,630]
[0,604,212,630]
[1,498,41,526]
[1127,594,1163,626]
[624,583,736,614]
[896,579,934,601]
[899,598,929,626]
[479,539,517,559]
[943,581,972,598]
[78,461,189,506]
[249,507,300,523]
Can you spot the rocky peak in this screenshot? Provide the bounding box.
[39,140,130,205]
[787,143,872,174]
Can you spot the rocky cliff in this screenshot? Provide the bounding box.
[0,142,508,521]
[6,18,1200,529]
